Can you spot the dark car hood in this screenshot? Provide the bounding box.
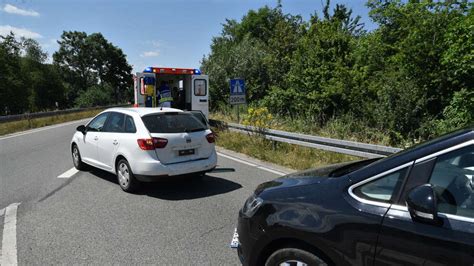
[284,161,364,178]
[255,159,377,195]
[255,176,324,195]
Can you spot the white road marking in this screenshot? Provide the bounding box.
[217,152,257,167]
[1,202,21,266]
[257,166,286,176]
[217,152,287,176]
[58,167,79,178]
[0,118,90,141]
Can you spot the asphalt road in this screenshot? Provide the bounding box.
[0,119,290,265]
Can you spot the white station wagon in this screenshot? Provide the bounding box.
[70,107,217,192]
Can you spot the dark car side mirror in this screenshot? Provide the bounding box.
[76,125,86,135]
[406,184,442,225]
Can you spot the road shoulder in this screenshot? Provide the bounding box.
[216,146,295,175]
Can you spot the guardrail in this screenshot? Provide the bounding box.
[209,119,402,158]
[0,104,130,123]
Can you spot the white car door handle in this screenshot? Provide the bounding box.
[113,140,118,145]
[94,136,98,141]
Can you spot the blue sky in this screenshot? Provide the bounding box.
[0,0,376,73]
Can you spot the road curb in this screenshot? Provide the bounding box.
[216,146,295,175]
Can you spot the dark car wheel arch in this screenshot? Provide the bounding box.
[256,238,333,266]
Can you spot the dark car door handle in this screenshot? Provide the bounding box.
[199,99,207,102]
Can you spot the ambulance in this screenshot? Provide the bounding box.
[133,67,209,118]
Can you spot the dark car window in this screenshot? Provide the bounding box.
[142,112,206,133]
[354,167,409,203]
[429,145,474,218]
[87,113,109,132]
[103,112,125,133]
[124,115,136,133]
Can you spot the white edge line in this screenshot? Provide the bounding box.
[1,202,21,266]
[257,166,286,176]
[58,167,79,178]
[217,152,257,167]
[0,118,91,141]
[217,152,286,175]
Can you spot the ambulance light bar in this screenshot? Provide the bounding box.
[143,67,202,75]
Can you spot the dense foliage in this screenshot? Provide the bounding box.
[0,34,65,115]
[202,0,474,144]
[53,31,132,107]
[0,31,132,115]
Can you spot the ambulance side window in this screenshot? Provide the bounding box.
[140,78,145,95]
[194,79,207,96]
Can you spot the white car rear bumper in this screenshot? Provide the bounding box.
[131,151,217,180]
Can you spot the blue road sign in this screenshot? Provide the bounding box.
[229,79,246,105]
[230,79,245,95]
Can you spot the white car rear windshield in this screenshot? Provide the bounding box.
[142,113,207,133]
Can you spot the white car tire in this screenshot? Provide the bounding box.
[116,159,140,192]
[72,144,87,171]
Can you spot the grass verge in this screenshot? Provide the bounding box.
[216,130,361,171]
[0,109,104,136]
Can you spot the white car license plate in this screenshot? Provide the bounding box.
[178,149,195,156]
[230,228,240,248]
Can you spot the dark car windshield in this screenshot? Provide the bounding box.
[141,112,206,133]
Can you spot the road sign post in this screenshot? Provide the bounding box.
[230,79,246,122]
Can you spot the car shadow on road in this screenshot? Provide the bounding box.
[88,168,242,201]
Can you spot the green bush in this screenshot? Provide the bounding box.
[204,1,474,146]
[75,84,114,108]
[423,89,474,137]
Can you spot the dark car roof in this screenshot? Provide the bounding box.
[349,128,474,181]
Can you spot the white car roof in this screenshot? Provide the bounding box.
[104,107,184,117]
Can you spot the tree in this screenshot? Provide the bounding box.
[0,33,27,115]
[53,31,94,101]
[204,0,474,143]
[53,31,132,105]
[202,35,268,105]
[363,0,472,139]
[442,6,474,91]
[201,4,305,108]
[266,1,359,122]
[0,33,67,114]
[19,38,66,112]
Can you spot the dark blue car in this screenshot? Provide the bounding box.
[232,128,474,266]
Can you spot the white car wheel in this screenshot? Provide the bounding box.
[116,159,139,192]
